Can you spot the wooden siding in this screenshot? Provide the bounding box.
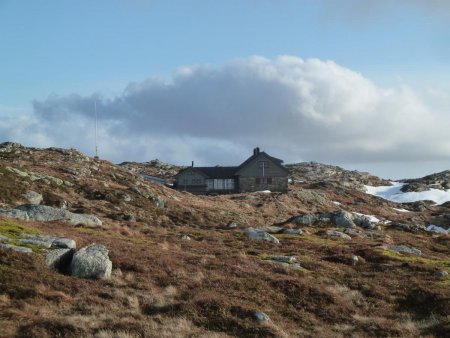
[235,153,287,178]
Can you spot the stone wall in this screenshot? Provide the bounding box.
[238,176,288,193]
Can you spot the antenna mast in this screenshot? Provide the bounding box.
[94,100,99,159]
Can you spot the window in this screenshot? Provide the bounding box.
[207,179,235,190]
[258,161,269,169]
[255,177,272,184]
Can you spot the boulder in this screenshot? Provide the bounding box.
[22,191,43,205]
[333,211,356,228]
[11,204,102,227]
[387,245,422,256]
[45,248,74,271]
[0,209,29,221]
[245,227,280,244]
[70,244,112,279]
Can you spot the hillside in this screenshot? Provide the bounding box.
[0,142,449,338]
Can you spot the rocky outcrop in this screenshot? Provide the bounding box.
[70,244,112,279]
[0,204,102,227]
[401,170,450,192]
[286,162,390,191]
[292,210,380,230]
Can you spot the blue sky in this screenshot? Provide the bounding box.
[1,0,450,178]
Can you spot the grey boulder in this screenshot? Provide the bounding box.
[70,244,112,279]
[45,248,74,271]
[22,191,43,205]
[14,204,102,227]
[245,227,280,244]
[333,211,356,228]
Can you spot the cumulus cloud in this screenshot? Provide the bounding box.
[2,55,449,175]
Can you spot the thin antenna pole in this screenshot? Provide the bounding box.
[94,100,98,159]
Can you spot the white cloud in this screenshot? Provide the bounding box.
[1,56,449,176]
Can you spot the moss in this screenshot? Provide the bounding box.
[7,241,47,251]
[0,220,43,239]
[382,250,450,269]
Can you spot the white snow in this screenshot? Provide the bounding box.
[426,224,449,234]
[332,201,341,205]
[257,190,271,193]
[393,208,410,213]
[365,182,450,205]
[353,212,380,223]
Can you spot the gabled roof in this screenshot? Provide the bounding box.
[175,148,288,179]
[235,151,289,175]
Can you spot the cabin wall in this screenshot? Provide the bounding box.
[238,176,288,193]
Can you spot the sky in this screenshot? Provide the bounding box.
[1,0,450,179]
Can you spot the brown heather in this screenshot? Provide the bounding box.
[0,144,448,337]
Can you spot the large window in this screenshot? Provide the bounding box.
[207,179,235,190]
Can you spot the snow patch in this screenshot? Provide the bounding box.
[332,201,341,206]
[353,212,380,223]
[426,224,449,234]
[365,182,450,205]
[393,208,410,213]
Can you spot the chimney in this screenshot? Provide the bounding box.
[191,161,194,167]
[253,147,260,155]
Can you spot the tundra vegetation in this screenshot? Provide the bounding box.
[0,143,449,337]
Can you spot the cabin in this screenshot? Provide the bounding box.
[174,148,288,194]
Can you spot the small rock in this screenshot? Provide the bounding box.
[153,196,165,209]
[180,234,191,241]
[70,243,112,279]
[227,221,238,228]
[350,255,359,265]
[0,244,32,253]
[387,245,422,256]
[254,311,270,322]
[271,256,296,263]
[434,270,448,277]
[52,238,76,249]
[253,226,283,234]
[326,229,352,240]
[22,191,43,205]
